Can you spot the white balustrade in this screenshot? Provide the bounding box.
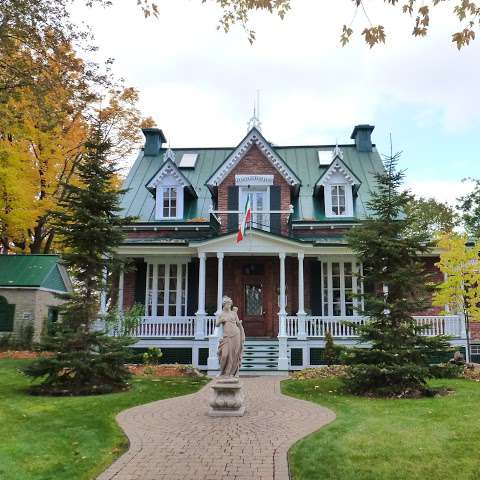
[205,316,217,336]
[133,316,217,338]
[284,314,464,339]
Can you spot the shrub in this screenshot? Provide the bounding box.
[324,331,345,365]
[429,363,463,379]
[23,330,134,396]
[142,347,163,365]
[17,322,34,350]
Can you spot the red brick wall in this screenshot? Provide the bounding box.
[123,270,136,310]
[217,145,292,235]
[470,323,480,341]
[414,256,444,315]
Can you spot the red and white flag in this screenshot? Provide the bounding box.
[237,195,252,242]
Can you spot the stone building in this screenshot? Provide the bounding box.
[0,255,72,342]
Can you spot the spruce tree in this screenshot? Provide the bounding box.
[24,124,134,395]
[344,152,451,397]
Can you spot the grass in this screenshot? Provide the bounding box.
[0,359,209,480]
[282,377,480,480]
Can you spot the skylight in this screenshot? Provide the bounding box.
[318,150,332,166]
[179,153,198,168]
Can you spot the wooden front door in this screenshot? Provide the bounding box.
[229,258,275,338]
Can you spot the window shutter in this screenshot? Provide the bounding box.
[227,186,239,233]
[134,260,147,306]
[187,260,198,315]
[270,186,281,234]
[310,260,322,315]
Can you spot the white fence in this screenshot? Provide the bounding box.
[286,315,464,339]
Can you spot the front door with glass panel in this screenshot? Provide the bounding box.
[242,279,265,336]
[239,187,270,231]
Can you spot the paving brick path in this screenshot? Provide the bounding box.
[98,377,335,480]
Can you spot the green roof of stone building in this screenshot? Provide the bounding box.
[0,255,70,292]
[120,140,384,223]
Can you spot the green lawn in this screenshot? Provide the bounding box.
[282,377,480,480]
[0,359,209,480]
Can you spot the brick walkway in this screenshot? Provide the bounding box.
[97,377,335,480]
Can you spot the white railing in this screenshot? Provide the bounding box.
[205,316,217,336]
[414,315,463,337]
[285,315,464,339]
[134,315,217,338]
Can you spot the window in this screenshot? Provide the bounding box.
[331,185,346,215]
[0,296,14,332]
[161,187,177,218]
[239,186,270,231]
[146,262,188,317]
[320,261,361,316]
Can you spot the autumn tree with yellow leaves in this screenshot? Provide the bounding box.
[0,1,153,253]
[434,234,480,361]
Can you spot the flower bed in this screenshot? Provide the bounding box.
[128,364,204,378]
[0,350,52,360]
[290,365,347,380]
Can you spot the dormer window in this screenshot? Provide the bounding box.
[331,185,346,216]
[160,186,178,219]
[314,149,362,219]
[145,154,197,221]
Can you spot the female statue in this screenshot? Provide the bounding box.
[216,296,245,377]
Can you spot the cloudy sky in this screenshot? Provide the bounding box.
[73,0,479,205]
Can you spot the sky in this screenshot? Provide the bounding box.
[72,0,479,205]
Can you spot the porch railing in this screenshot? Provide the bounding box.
[130,314,464,339]
[285,315,464,339]
[134,315,217,338]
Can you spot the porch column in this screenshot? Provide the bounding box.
[297,252,307,340]
[117,267,124,313]
[195,252,206,339]
[278,252,289,370]
[100,265,108,314]
[215,252,224,315]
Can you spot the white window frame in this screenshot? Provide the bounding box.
[155,184,184,220]
[145,260,189,317]
[324,183,353,218]
[239,186,270,231]
[320,259,362,316]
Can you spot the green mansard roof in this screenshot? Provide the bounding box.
[120,130,384,223]
[0,255,71,292]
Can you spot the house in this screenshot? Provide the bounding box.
[0,255,72,342]
[112,125,467,372]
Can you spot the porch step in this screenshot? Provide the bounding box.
[241,341,279,372]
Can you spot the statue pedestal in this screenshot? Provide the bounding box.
[208,377,245,417]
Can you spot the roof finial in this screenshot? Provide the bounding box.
[332,141,343,160]
[247,90,262,132]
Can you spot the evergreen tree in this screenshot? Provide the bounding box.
[344,152,451,397]
[24,123,135,395]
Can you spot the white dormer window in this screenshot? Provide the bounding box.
[146,157,196,221]
[314,152,361,219]
[331,184,346,216]
[159,186,178,219]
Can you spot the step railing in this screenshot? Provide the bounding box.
[285,315,464,339]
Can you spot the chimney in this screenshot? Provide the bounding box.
[350,124,375,152]
[142,128,167,156]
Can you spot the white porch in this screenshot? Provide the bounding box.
[112,230,467,372]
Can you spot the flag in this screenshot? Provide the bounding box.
[237,195,252,242]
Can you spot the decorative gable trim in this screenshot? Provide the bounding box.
[206,127,300,190]
[314,157,362,195]
[145,159,196,197]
